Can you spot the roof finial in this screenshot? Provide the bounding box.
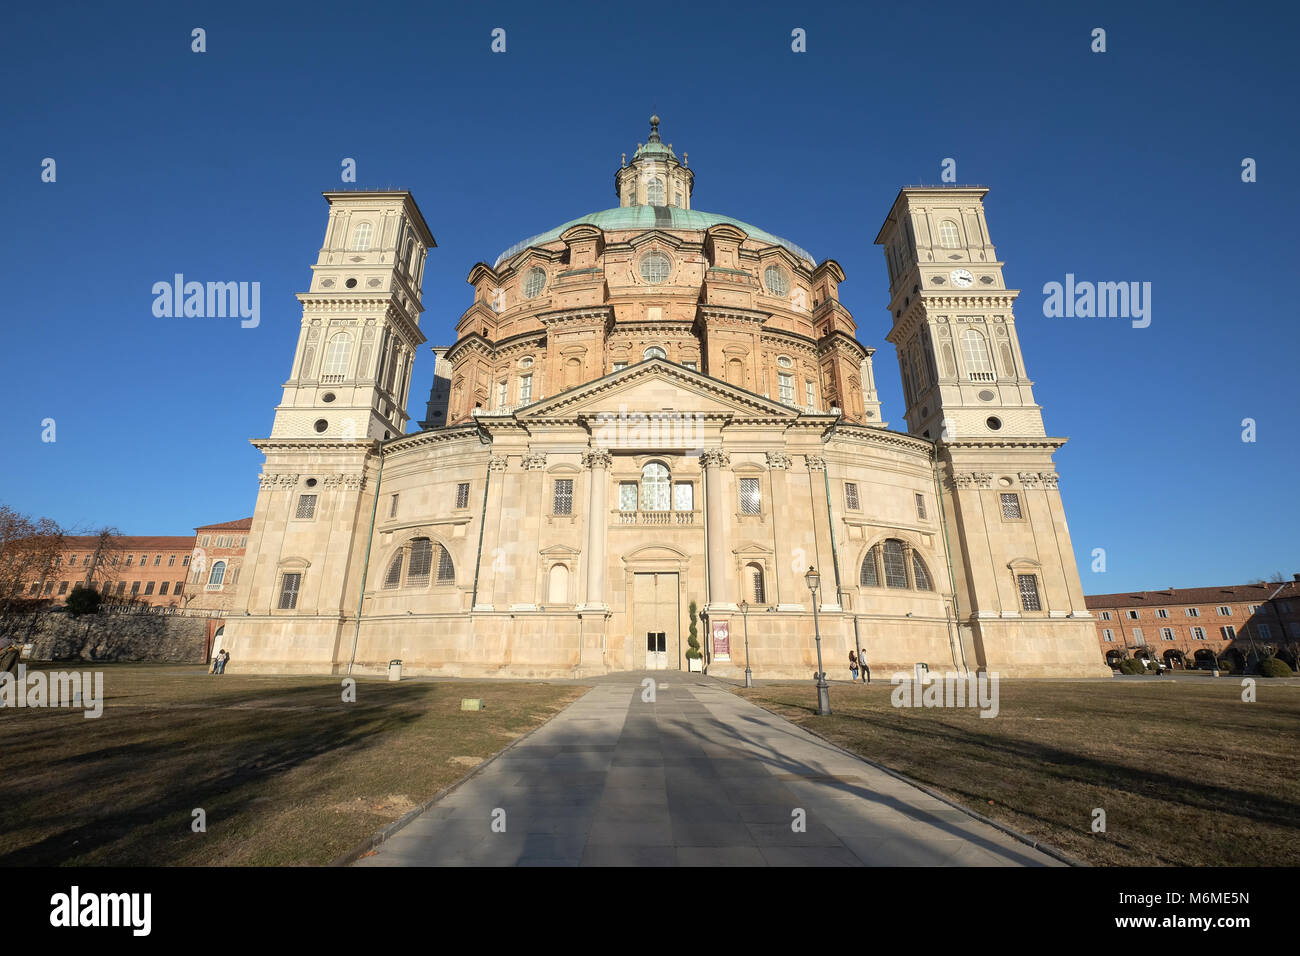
[648,114,661,143]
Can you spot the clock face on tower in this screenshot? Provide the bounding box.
[950,269,974,288]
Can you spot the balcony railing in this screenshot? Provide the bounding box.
[615,509,698,525]
[967,371,996,383]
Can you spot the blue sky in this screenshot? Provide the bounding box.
[1,0,1295,592]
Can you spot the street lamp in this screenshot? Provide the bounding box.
[805,566,830,715]
[739,600,753,688]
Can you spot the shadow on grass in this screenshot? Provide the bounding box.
[0,680,440,866]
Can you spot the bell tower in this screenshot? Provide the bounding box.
[874,186,1106,678]
[271,191,435,442]
[875,187,1043,443]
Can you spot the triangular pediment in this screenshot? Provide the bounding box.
[514,359,810,422]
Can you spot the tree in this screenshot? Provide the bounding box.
[686,600,702,660]
[0,505,67,641]
[65,585,103,617]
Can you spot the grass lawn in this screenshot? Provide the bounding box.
[0,664,585,866]
[736,677,1300,866]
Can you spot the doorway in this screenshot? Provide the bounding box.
[633,572,679,670]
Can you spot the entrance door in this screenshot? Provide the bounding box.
[633,572,679,670]
[646,631,667,669]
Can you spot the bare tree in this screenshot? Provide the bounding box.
[0,506,67,642]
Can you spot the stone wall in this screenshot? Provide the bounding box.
[21,611,211,663]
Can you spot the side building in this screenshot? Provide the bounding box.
[1086,576,1300,669]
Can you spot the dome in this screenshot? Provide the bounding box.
[495,206,816,269]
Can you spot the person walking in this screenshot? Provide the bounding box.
[848,650,860,682]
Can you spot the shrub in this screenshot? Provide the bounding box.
[1117,658,1146,675]
[686,600,701,660]
[65,586,102,618]
[1256,657,1294,678]
[1216,658,1235,674]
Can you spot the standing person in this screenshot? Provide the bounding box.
[216,649,230,674]
[860,655,871,683]
[848,651,859,682]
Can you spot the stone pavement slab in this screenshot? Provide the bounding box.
[354,676,1064,867]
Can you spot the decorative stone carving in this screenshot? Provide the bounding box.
[765,452,792,470]
[806,455,827,471]
[258,472,300,489]
[582,450,612,469]
[1040,472,1059,489]
[323,473,366,491]
[522,453,548,470]
[488,455,509,472]
[1018,472,1042,489]
[698,448,730,469]
[953,472,994,489]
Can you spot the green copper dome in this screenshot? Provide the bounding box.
[495,206,816,268]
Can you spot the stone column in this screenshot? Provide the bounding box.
[516,453,548,610]
[578,450,611,611]
[700,448,735,612]
[474,455,508,611]
[806,455,841,611]
[766,452,795,608]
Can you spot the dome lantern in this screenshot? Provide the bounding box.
[615,115,694,210]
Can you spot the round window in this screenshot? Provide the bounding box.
[520,356,534,368]
[522,267,546,298]
[986,417,1002,431]
[639,251,671,284]
[321,392,336,403]
[314,419,328,433]
[978,390,995,402]
[777,355,793,369]
[305,478,318,488]
[345,278,357,289]
[764,265,789,296]
[644,346,667,360]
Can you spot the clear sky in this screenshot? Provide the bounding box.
[1,0,1295,593]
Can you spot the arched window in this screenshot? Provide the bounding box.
[323,332,353,378]
[351,222,373,251]
[647,177,665,205]
[882,540,909,588]
[407,538,433,587]
[961,329,993,380]
[938,220,961,249]
[860,547,880,587]
[639,251,671,284]
[436,544,455,583]
[208,561,226,587]
[748,563,766,604]
[523,267,546,298]
[383,551,404,588]
[912,553,933,590]
[641,462,670,511]
[644,346,666,360]
[548,564,568,604]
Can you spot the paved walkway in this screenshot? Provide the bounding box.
[355,677,1063,866]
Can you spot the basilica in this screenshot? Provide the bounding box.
[221,117,1108,679]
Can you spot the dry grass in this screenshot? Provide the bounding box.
[0,664,584,866]
[736,677,1300,866]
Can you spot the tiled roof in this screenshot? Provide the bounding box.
[59,536,195,552]
[194,517,254,532]
[1085,581,1295,609]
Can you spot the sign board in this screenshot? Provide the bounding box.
[712,620,730,660]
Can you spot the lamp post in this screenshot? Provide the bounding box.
[805,566,830,715]
[740,600,753,688]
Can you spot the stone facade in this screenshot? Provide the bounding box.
[221,119,1110,680]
